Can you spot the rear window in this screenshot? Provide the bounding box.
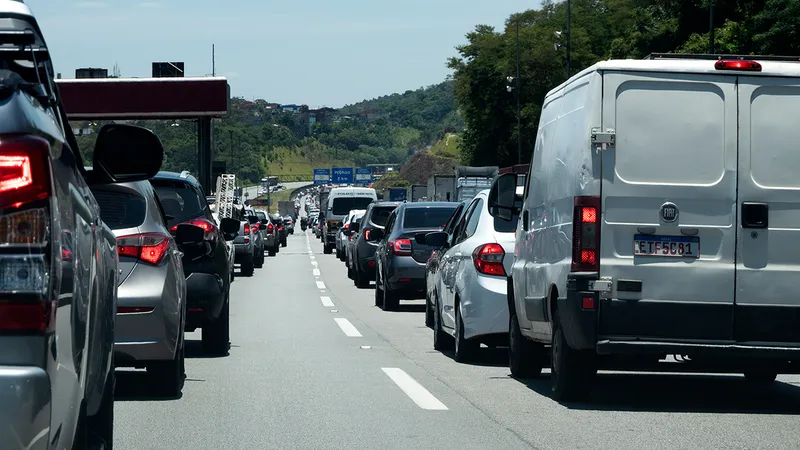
[369,206,395,227]
[403,207,458,229]
[92,188,147,230]
[331,197,374,215]
[151,181,206,228]
[256,211,266,220]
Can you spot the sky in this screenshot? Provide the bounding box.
[25,0,538,108]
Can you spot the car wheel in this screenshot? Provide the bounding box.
[433,294,453,351]
[202,299,230,356]
[268,247,276,257]
[241,259,254,276]
[374,272,384,307]
[148,335,184,397]
[355,267,369,288]
[347,263,355,280]
[254,253,264,268]
[281,240,287,247]
[454,305,479,363]
[551,310,595,402]
[323,244,332,254]
[382,283,399,311]
[425,292,434,328]
[509,312,544,378]
[79,362,115,449]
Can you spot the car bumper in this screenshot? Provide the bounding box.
[234,244,253,262]
[461,274,509,340]
[114,268,179,364]
[387,258,426,296]
[0,366,50,450]
[263,235,277,247]
[185,272,226,330]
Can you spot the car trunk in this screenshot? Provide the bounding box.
[91,184,148,285]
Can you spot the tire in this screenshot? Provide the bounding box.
[374,272,384,308]
[281,239,287,248]
[354,267,369,288]
[551,311,595,402]
[347,264,355,280]
[509,312,544,378]
[241,259,254,276]
[454,305,479,362]
[254,253,264,268]
[148,335,184,397]
[268,247,276,257]
[433,295,453,351]
[382,284,399,311]
[202,299,230,355]
[744,370,778,384]
[425,293,434,328]
[323,244,333,254]
[336,247,343,260]
[79,364,115,449]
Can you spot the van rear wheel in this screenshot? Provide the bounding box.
[551,311,596,402]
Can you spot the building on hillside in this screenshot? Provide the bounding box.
[281,104,301,114]
[357,108,390,123]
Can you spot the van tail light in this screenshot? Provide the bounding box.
[472,243,506,276]
[571,196,601,272]
[118,233,171,265]
[715,60,762,72]
[389,238,412,256]
[169,217,218,243]
[0,135,52,211]
[267,223,275,234]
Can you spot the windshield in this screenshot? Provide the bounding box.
[402,206,458,229]
[331,197,374,216]
[151,181,206,227]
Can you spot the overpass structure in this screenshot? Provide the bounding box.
[56,76,230,194]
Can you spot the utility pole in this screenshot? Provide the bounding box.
[515,19,522,165]
[709,6,715,54]
[212,44,216,76]
[228,129,234,180]
[566,0,571,78]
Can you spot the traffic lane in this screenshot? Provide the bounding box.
[113,233,532,450]
[310,234,800,449]
[243,181,312,200]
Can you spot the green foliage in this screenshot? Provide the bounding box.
[450,0,800,167]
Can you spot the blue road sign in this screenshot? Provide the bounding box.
[313,168,331,185]
[331,167,354,184]
[355,168,373,185]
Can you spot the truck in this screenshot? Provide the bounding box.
[278,200,294,218]
[427,174,456,202]
[411,184,427,202]
[455,166,499,202]
[388,187,408,202]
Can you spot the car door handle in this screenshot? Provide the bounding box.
[742,202,768,229]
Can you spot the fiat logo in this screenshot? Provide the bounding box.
[660,202,678,223]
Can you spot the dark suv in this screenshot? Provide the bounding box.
[372,202,459,311]
[0,6,164,448]
[346,201,400,288]
[150,172,233,355]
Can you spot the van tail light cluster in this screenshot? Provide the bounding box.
[389,238,412,256]
[170,217,218,243]
[0,135,55,334]
[117,233,171,265]
[571,196,601,272]
[472,243,506,276]
[714,60,761,72]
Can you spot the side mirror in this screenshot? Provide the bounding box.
[488,173,519,221]
[260,219,269,226]
[351,222,361,233]
[247,215,259,225]
[343,228,352,237]
[368,228,384,241]
[91,124,164,184]
[424,231,449,248]
[175,223,205,246]
[414,232,428,245]
[220,217,240,235]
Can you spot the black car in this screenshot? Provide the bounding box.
[423,202,468,327]
[150,171,236,355]
[371,202,459,311]
[271,213,288,247]
[346,201,400,288]
[0,8,165,447]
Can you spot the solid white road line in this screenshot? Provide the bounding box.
[316,281,326,289]
[381,368,449,411]
[313,268,321,277]
[334,318,362,337]
[320,296,334,307]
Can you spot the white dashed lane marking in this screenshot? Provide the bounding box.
[334,318,362,337]
[381,368,448,411]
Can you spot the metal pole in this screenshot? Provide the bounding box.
[709,6,715,54]
[566,0,571,78]
[228,130,234,178]
[516,19,522,165]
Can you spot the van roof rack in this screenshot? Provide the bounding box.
[644,53,800,62]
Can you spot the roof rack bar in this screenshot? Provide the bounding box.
[644,53,800,62]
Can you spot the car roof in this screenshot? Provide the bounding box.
[398,201,458,209]
[0,1,34,17]
[151,170,200,186]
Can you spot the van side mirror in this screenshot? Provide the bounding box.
[424,231,449,248]
[488,173,520,221]
[91,124,164,184]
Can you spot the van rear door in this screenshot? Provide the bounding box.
[734,76,800,344]
[598,71,738,341]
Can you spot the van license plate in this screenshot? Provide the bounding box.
[633,235,699,258]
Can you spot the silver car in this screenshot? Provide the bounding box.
[92,181,187,396]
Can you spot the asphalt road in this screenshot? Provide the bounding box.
[242,182,311,201]
[113,231,800,449]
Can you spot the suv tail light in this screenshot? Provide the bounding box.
[252,223,259,231]
[170,217,218,242]
[571,196,601,272]
[472,243,506,276]
[389,238,412,256]
[267,223,275,234]
[0,135,52,211]
[364,229,371,240]
[117,233,171,265]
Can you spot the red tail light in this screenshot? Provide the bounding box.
[169,218,218,244]
[279,226,284,231]
[389,238,412,256]
[267,223,275,233]
[0,300,56,334]
[252,223,259,231]
[344,223,350,230]
[571,196,601,272]
[472,243,506,276]
[365,229,371,240]
[117,233,171,265]
[714,60,761,72]
[0,135,51,210]
[244,223,251,234]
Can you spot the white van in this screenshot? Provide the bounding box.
[323,186,377,254]
[489,54,800,402]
